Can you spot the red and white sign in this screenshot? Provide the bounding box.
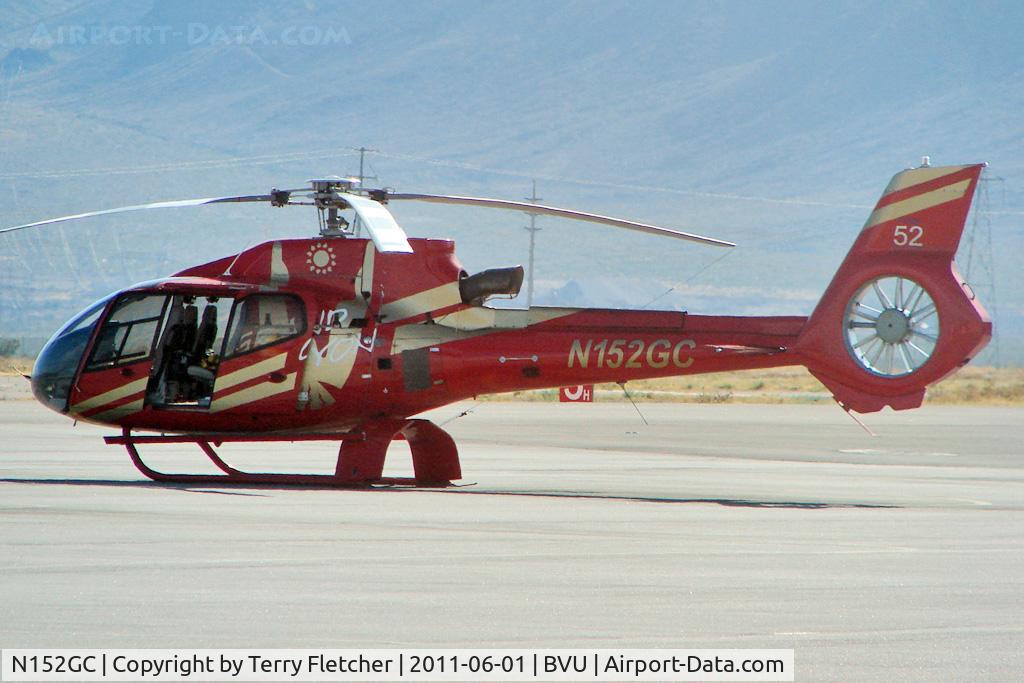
[559,385,594,402]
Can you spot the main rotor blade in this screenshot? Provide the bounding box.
[0,192,303,235]
[386,193,736,248]
[338,192,413,253]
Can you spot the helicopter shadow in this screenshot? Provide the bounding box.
[418,488,899,509]
[0,477,269,497]
[0,477,899,509]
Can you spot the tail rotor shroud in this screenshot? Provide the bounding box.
[796,162,991,413]
[844,275,939,377]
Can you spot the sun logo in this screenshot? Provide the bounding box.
[306,242,336,275]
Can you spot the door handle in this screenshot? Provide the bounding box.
[267,372,287,384]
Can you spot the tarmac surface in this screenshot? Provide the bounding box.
[1,398,1022,681]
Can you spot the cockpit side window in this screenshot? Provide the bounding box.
[223,294,306,357]
[85,294,169,370]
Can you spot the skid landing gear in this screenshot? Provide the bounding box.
[104,419,462,488]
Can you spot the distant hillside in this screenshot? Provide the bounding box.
[0,0,1020,363]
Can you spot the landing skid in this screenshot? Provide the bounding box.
[104,419,462,488]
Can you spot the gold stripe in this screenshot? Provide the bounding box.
[434,306,579,331]
[864,179,971,230]
[355,241,375,296]
[90,398,144,423]
[211,372,296,413]
[300,333,360,409]
[392,307,580,353]
[381,281,463,321]
[71,377,148,412]
[270,241,289,285]
[882,165,971,196]
[214,353,288,393]
[527,307,584,325]
[434,307,503,331]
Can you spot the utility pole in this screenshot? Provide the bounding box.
[524,180,542,308]
[352,146,377,237]
[355,146,377,184]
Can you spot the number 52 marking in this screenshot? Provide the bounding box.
[893,224,924,247]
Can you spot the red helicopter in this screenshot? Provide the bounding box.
[2,162,991,487]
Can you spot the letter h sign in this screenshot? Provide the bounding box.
[559,385,594,402]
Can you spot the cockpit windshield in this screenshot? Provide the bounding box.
[30,293,115,412]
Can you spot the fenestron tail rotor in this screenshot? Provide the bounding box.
[844,275,939,377]
[0,178,736,254]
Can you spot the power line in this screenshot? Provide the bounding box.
[0,148,361,180]
[963,171,1003,366]
[371,149,877,211]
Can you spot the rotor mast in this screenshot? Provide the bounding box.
[309,177,355,236]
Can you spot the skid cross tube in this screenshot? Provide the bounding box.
[104,420,461,488]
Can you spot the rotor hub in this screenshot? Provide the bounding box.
[875,308,911,344]
[843,275,940,377]
[309,176,360,194]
